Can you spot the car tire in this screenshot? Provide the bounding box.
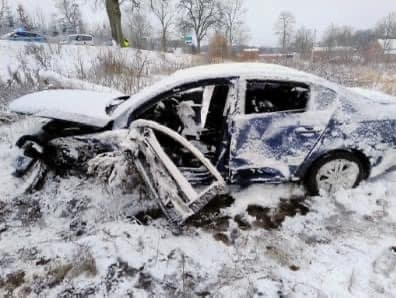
[304,152,366,196]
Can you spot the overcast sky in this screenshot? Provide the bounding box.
[246,0,396,46]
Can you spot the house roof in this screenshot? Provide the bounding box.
[377,39,396,54]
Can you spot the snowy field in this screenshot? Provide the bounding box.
[0,42,396,297]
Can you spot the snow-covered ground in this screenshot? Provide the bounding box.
[1,43,396,297]
[1,117,395,297]
[0,41,192,108]
[0,41,191,80]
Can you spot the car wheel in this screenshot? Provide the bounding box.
[305,152,366,195]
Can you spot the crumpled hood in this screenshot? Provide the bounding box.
[9,89,122,127]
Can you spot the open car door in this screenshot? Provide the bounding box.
[128,120,227,225]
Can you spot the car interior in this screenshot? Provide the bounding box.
[138,81,233,183]
[245,80,310,114]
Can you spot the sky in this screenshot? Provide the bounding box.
[246,0,396,46]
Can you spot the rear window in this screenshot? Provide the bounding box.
[81,35,92,41]
[76,35,92,41]
[245,80,310,114]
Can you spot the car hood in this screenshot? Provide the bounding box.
[9,89,122,127]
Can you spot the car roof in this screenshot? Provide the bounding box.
[15,31,38,34]
[171,63,333,87]
[68,34,93,37]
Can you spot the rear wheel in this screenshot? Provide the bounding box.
[305,152,366,195]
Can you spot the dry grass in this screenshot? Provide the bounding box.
[1,44,396,113]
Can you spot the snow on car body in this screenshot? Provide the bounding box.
[9,63,396,223]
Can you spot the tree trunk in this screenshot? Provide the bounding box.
[161,31,167,52]
[105,0,124,45]
[196,39,201,54]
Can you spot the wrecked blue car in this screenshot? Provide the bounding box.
[1,30,47,43]
[10,63,396,223]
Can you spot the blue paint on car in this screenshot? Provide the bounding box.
[4,31,47,43]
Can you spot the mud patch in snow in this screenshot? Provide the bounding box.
[246,196,309,230]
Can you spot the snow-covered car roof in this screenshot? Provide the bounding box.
[172,63,330,84]
[112,63,339,126]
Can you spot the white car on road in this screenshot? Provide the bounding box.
[62,34,95,46]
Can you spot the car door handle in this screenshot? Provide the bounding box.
[295,127,321,135]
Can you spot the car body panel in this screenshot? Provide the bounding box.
[297,104,396,179]
[2,31,47,43]
[9,89,124,128]
[9,63,396,192]
[229,110,332,183]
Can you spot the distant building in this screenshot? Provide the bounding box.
[312,46,358,63]
[239,48,260,60]
[377,39,396,61]
[259,52,296,63]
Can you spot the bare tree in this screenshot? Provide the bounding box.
[376,12,396,55]
[322,24,338,49]
[320,25,357,63]
[354,29,379,64]
[178,0,221,53]
[207,32,228,62]
[150,0,174,52]
[32,7,48,33]
[0,0,14,34]
[274,11,295,53]
[56,0,83,34]
[294,27,314,57]
[88,0,140,45]
[16,4,33,30]
[104,0,124,45]
[127,7,153,49]
[220,0,246,48]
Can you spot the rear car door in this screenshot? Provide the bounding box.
[229,80,336,183]
[128,120,227,225]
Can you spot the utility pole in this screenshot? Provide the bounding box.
[311,28,317,64]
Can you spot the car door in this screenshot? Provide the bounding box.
[128,120,227,225]
[229,80,336,183]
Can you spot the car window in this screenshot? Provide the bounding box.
[245,80,310,114]
[81,35,92,41]
[140,84,229,133]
